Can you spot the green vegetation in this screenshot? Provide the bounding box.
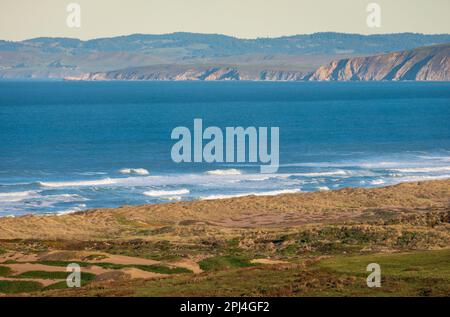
[133,264,191,274]
[132,265,362,297]
[14,270,96,282]
[0,180,449,296]
[35,260,191,274]
[14,270,70,279]
[42,281,71,291]
[0,265,12,277]
[314,249,450,279]
[129,250,450,297]
[313,249,450,296]
[44,249,449,297]
[37,260,90,267]
[199,255,255,272]
[0,280,43,294]
[82,254,107,261]
[94,262,191,274]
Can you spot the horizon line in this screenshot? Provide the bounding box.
[3,31,450,43]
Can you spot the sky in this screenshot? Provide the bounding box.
[0,0,449,41]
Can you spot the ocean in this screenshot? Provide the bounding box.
[0,81,449,216]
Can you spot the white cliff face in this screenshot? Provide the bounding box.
[64,44,450,82]
[66,66,308,81]
[308,44,450,81]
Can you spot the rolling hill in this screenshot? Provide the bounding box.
[1,32,450,79]
[307,43,450,81]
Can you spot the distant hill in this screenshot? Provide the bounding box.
[69,43,450,82]
[1,32,450,79]
[307,44,450,81]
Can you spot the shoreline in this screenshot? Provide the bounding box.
[0,178,448,296]
[0,179,448,240]
[2,175,449,219]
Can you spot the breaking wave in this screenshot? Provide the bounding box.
[37,178,117,188]
[370,179,386,185]
[0,190,39,202]
[119,168,150,175]
[205,169,242,176]
[56,204,87,216]
[143,189,190,197]
[200,188,301,200]
[390,166,450,173]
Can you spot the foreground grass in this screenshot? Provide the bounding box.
[36,260,191,274]
[133,249,450,297]
[14,270,96,282]
[0,266,12,277]
[313,249,450,296]
[314,249,450,279]
[0,270,96,294]
[37,261,91,267]
[45,249,449,297]
[0,280,43,294]
[199,255,256,271]
[94,262,191,274]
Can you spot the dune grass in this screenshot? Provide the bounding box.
[82,254,107,261]
[36,260,90,267]
[0,265,12,277]
[129,250,450,297]
[14,270,96,281]
[42,281,71,291]
[312,249,450,296]
[94,262,191,274]
[35,260,192,274]
[314,249,450,279]
[0,280,43,294]
[199,255,256,272]
[133,264,191,274]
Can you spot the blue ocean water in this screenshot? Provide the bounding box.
[0,81,449,216]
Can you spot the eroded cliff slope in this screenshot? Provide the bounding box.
[308,44,450,81]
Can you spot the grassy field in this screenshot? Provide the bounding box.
[0,266,12,277]
[199,255,256,272]
[0,280,43,294]
[34,260,192,274]
[14,271,96,281]
[313,249,450,296]
[31,250,448,297]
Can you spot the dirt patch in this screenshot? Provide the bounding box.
[89,254,161,266]
[0,252,38,263]
[37,250,86,261]
[4,263,111,275]
[251,259,290,265]
[95,271,129,282]
[168,259,203,274]
[120,268,166,280]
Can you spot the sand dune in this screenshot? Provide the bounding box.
[0,180,448,240]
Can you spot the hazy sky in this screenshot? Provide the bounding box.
[1,0,449,41]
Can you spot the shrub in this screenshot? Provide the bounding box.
[199,255,255,271]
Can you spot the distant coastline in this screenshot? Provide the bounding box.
[1,32,449,81]
[65,44,450,82]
